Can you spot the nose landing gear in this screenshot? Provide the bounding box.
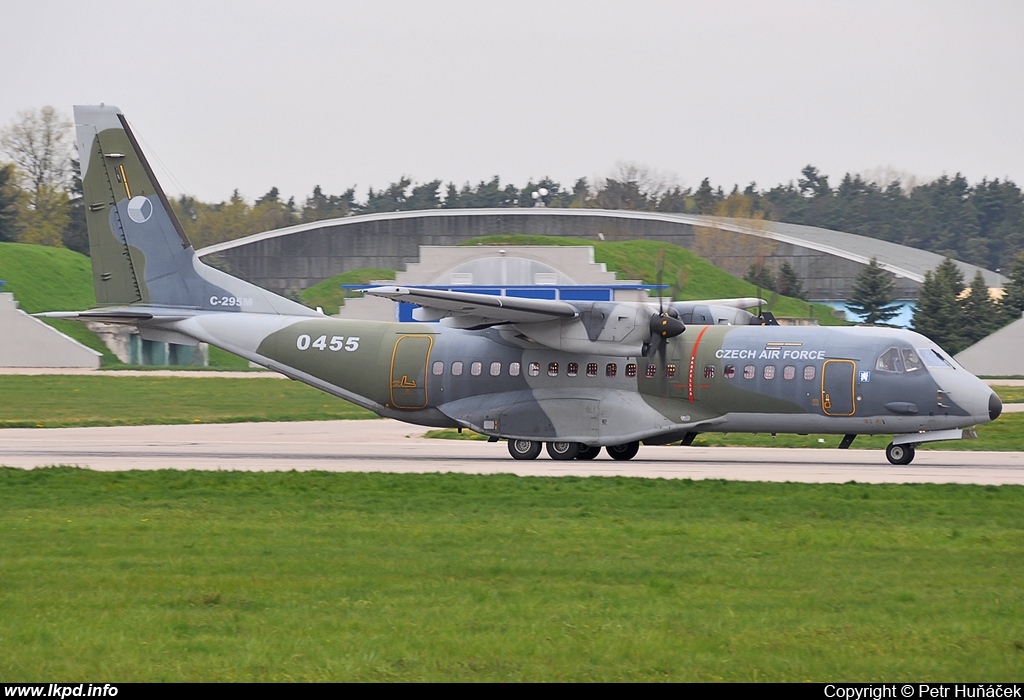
[885,442,916,465]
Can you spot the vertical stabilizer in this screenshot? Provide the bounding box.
[74,105,316,316]
[75,105,189,306]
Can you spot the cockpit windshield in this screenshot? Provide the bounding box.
[917,348,956,369]
[876,347,925,374]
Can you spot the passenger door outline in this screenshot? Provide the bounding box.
[821,359,857,416]
[390,334,433,409]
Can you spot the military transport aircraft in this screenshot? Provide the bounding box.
[43,105,1002,466]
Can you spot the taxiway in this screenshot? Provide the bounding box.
[1,419,1022,485]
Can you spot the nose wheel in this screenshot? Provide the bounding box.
[886,442,916,465]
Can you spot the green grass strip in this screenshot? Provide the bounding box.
[0,375,375,428]
[0,469,1021,681]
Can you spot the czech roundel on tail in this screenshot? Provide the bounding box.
[41,105,1002,465]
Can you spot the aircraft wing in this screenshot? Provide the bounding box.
[686,297,765,309]
[364,286,578,328]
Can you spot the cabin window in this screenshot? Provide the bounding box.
[529,362,540,377]
[452,361,464,376]
[606,363,617,377]
[783,365,796,380]
[432,361,444,376]
[490,361,501,376]
[666,364,677,378]
[703,364,715,379]
[626,363,637,378]
[586,363,598,377]
[876,347,904,373]
[743,365,756,380]
[548,362,559,377]
[646,364,656,378]
[723,364,736,379]
[567,362,579,377]
[471,361,482,376]
[763,365,776,380]
[509,362,521,377]
[803,365,815,381]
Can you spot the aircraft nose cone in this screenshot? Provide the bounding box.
[989,391,1002,421]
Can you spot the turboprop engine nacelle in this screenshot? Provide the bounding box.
[512,301,684,357]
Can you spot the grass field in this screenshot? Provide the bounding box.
[1,469,1021,681]
[0,242,120,364]
[300,268,397,315]
[0,375,375,428]
[0,242,253,368]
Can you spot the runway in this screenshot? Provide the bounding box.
[1,419,1023,485]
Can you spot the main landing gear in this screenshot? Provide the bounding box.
[885,442,916,465]
[508,439,543,460]
[506,440,640,461]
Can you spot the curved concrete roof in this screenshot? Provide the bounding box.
[197,208,1005,291]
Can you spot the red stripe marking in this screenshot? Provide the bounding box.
[688,326,709,403]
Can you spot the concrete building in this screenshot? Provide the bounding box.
[337,245,648,321]
[198,209,1006,302]
[955,317,1024,376]
[0,292,101,368]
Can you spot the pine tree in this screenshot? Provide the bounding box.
[0,163,18,242]
[999,251,1024,323]
[912,258,968,353]
[776,261,805,299]
[847,258,901,324]
[960,270,999,344]
[744,261,775,292]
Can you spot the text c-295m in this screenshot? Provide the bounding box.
[209,296,253,307]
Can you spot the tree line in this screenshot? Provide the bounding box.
[2,107,1023,271]
[846,255,1024,354]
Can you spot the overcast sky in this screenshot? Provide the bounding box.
[3,0,1022,203]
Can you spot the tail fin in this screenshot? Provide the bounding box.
[74,105,314,316]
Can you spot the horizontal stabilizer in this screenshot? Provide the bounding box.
[35,310,155,322]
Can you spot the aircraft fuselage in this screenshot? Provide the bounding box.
[180,314,998,447]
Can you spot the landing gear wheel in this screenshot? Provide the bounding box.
[546,441,581,460]
[607,441,640,461]
[886,442,916,465]
[576,445,601,460]
[508,439,542,460]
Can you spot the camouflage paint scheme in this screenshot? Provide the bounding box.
[54,105,1001,465]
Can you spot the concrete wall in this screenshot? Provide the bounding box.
[199,210,933,301]
[0,293,102,368]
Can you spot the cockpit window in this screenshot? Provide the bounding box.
[918,348,955,369]
[875,347,904,373]
[902,349,923,372]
